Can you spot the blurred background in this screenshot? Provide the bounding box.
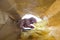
[0,0,60,40]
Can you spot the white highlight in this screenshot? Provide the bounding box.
[23,27,32,30]
[22,14,42,22]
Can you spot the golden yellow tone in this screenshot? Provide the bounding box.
[15,0,60,40]
[0,0,60,40]
[20,20,55,40]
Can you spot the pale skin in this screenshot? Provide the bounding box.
[19,17,37,30]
